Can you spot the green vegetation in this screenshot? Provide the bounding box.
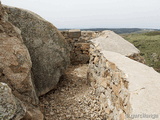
[59,28,160,34]
[121,31,160,72]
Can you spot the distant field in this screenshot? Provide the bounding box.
[59,28,160,34]
[121,31,160,72]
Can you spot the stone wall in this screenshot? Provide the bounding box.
[61,30,100,64]
[90,30,145,64]
[61,29,148,119]
[61,30,145,65]
[87,36,160,119]
[127,53,145,64]
[87,44,131,120]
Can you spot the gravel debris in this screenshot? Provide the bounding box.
[40,64,107,120]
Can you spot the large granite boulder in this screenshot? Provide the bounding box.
[4,6,70,96]
[0,2,43,119]
[0,82,26,120]
[0,2,38,105]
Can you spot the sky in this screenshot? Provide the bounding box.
[1,0,160,29]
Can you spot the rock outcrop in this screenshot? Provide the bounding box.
[0,2,43,119]
[0,2,38,105]
[5,6,70,96]
[0,82,26,120]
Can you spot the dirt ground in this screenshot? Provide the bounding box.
[39,64,106,120]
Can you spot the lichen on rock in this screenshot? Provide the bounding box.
[0,2,41,119]
[5,5,70,96]
[0,82,26,120]
[0,3,38,105]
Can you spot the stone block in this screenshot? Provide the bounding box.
[69,29,81,38]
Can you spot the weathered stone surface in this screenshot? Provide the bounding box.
[71,43,90,64]
[61,30,99,65]
[5,6,70,96]
[61,30,145,65]
[0,2,38,105]
[88,38,160,119]
[0,1,4,17]
[0,2,42,119]
[90,30,145,63]
[80,31,98,41]
[0,36,38,104]
[68,29,81,38]
[22,106,44,120]
[102,51,160,118]
[88,44,131,119]
[0,82,26,120]
[91,30,140,56]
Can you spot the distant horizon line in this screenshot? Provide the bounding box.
[58,28,160,30]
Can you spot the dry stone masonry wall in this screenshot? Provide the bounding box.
[61,30,100,64]
[61,30,145,65]
[127,53,145,64]
[87,44,131,120]
[87,31,160,119]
